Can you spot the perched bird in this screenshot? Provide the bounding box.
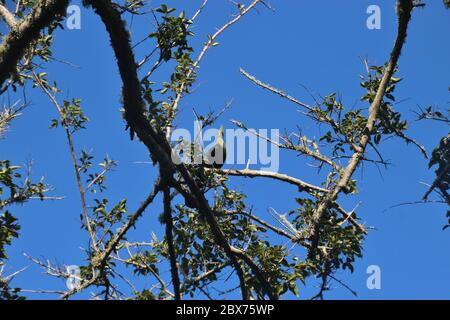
[203,125,226,169]
[185,126,226,209]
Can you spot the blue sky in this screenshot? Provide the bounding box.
[1,0,449,299]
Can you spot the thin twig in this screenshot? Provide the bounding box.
[167,0,264,138]
[32,70,98,252]
[191,0,209,21]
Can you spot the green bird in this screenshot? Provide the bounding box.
[203,125,226,169]
[185,126,226,209]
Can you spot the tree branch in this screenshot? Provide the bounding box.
[308,0,415,257]
[163,184,181,300]
[167,0,264,138]
[230,246,278,300]
[61,182,161,299]
[230,119,340,171]
[88,0,260,300]
[32,70,99,251]
[0,0,69,88]
[217,168,329,194]
[0,4,18,28]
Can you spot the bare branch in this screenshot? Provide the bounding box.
[0,101,28,139]
[240,68,313,112]
[0,4,18,28]
[224,209,299,241]
[334,204,367,235]
[191,0,209,21]
[230,119,340,171]
[239,68,362,153]
[217,168,329,194]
